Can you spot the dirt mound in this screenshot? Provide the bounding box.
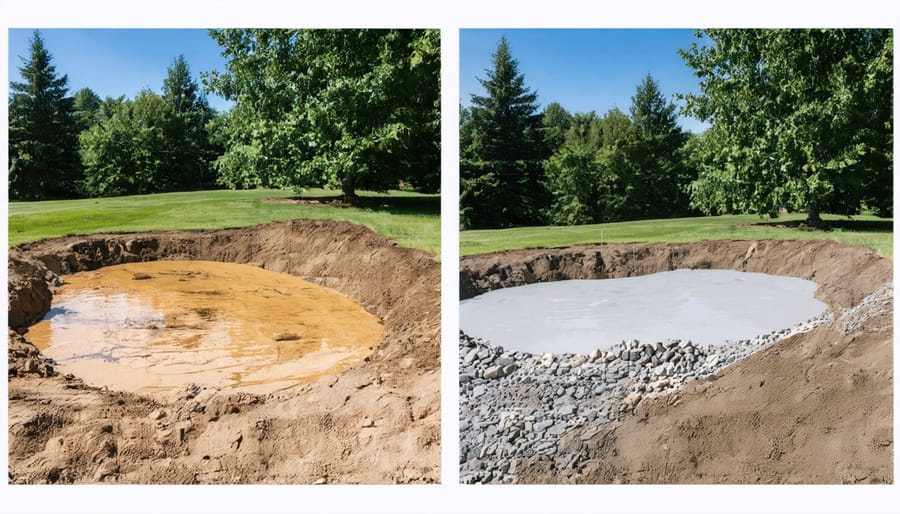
[460,239,892,483]
[8,220,440,484]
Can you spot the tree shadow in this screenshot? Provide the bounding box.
[284,193,440,216]
[353,195,440,216]
[750,219,893,233]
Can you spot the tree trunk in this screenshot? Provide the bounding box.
[341,176,357,204]
[806,199,822,227]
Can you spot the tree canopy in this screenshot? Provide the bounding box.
[8,30,81,200]
[204,29,440,199]
[543,111,616,225]
[542,76,693,226]
[680,29,893,221]
[460,39,699,229]
[541,101,573,152]
[79,57,217,196]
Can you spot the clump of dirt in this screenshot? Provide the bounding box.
[461,239,892,483]
[8,219,440,484]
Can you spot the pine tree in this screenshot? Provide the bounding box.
[162,55,215,190]
[8,30,81,200]
[460,36,549,229]
[624,74,688,218]
[541,101,573,153]
[163,55,205,113]
[72,87,102,132]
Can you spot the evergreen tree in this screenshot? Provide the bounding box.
[460,36,549,229]
[78,56,218,197]
[541,101,572,153]
[630,74,678,138]
[161,55,215,189]
[163,55,206,114]
[623,74,689,218]
[8,30,81,200]
[72,87,102,132]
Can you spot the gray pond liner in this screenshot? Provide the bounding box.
[460,269,828,355]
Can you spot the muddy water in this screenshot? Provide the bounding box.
[27,261,383,395]
[460,269,828,355]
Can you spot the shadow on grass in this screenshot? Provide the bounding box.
[356,195,440,216]
[749,219,893,233]
[285,194,440,216]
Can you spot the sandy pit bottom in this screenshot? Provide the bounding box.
[26,261,382,396]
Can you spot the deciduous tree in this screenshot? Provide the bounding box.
[541,101,573,153]
[543,109,635,225]
[73,87,102,132]
[205,29,440,199]
[79,91,175,196]
[680,29,893,222]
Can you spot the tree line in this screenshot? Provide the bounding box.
[8,29,440,201]
[461,30,892,229]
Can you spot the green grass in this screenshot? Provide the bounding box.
[9,188,441,256]
[461,213,892,259]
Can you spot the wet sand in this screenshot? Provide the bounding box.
[27,260,382,395]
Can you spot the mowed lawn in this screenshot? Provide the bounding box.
[461,213,892,259]
[9,189,441,256]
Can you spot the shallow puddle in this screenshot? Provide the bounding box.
[27,261,383,395]
[460,269,828,354]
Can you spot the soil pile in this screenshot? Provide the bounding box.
[460,239,892,483]
[8,220,440,484]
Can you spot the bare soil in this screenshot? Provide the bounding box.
[460,239,892,483]
[8,220,440,484]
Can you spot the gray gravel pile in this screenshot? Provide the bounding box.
[837,282,893,335]
[459,311,832,484]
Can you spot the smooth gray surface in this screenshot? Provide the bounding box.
[460,270,828,354]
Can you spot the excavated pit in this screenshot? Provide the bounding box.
[459,239,892,484]
[8,220,440,484]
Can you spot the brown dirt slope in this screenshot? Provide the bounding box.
[8,220,440,484]
[461,239,892,483]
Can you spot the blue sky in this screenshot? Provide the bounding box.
[8,28,232,112]
[460,29,711,134]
